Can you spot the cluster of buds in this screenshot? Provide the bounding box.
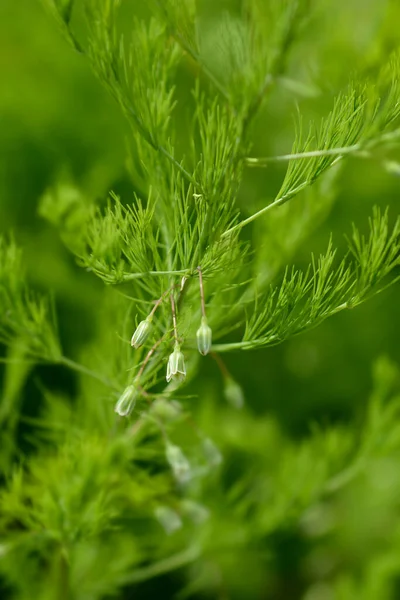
[116,269,216,417]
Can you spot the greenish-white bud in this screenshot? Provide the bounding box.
[384,160,400,176]
[202,437,223,467]
[181,499,210,524]
[180,275,188,291]
[223,376,245,409]
[196,316,212,356]
[130,316,152,348]
[166,344,186,383]
[165,443,192,483]
[114,384,138,417]
[151,398,182,423]
[154,505,182,535]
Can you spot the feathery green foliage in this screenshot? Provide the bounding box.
[0,238,60,361]
[2,0,400,598]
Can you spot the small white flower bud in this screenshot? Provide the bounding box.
[154,505,182,535]
[202,437,223,467]
[114,384,138,417]
[130,316,152,348]
[385,160,400,176]
[165,443,192,483]
[180,275,188,291]
[196,316,212,356]
[181,499,210,525]
[151,398,182,422]
[166,345,186,383]
[223,376,245,409]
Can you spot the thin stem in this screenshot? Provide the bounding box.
[211,341,259,352]
[58,356,118,390]
[149,298,162,318]
[221,182,308,237]
[211,352,230,378]
[159,10,231,105]
[158,146,201,189]
[240,1,302,138]
[149,288,173,318]
[170,292,179,345]
[57,547,70,600]
[241,73,274,136]
[245,144,362,166]
[181,49,231,103]
[122,546,200,585]
[177,274,190,315]
[211,297,368,353]
[197,266,206,319]
[324,458,366,494]
[245,129,400,169]
[136,337,164,380]
[121,269,189,282]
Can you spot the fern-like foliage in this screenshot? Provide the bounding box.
[26,0,400,392]
[1,1,400,597]
[215,208,400,350]
[0,238,60,361]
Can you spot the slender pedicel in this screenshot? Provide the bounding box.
[196,267,212,355]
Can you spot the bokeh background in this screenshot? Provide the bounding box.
[1,0,400,598]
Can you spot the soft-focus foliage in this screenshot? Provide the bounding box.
[1,1,400,599]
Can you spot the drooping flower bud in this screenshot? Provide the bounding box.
[196,316,212,356]
[180,275,188,291]
[130,316,152,348]
[151,398,182,423]
[181,499,210,525]
[114,384,138,417]
[384,160,400,176]
[166,344,186,383]
[154,505,182,535]
[223,376,245,409]
[202,437,223,467]
[165,443,192,483]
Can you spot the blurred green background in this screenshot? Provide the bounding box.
[1,0,400,598]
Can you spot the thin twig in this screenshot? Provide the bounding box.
[122,546,200,585]
[136,337,165,380]
[170,292,179,345]
[211,352,230,378]
[197,266,206,319]
[221,182,310,237]
[58,356,118,390]
[121,269,189,282]
[245,144,362,166]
